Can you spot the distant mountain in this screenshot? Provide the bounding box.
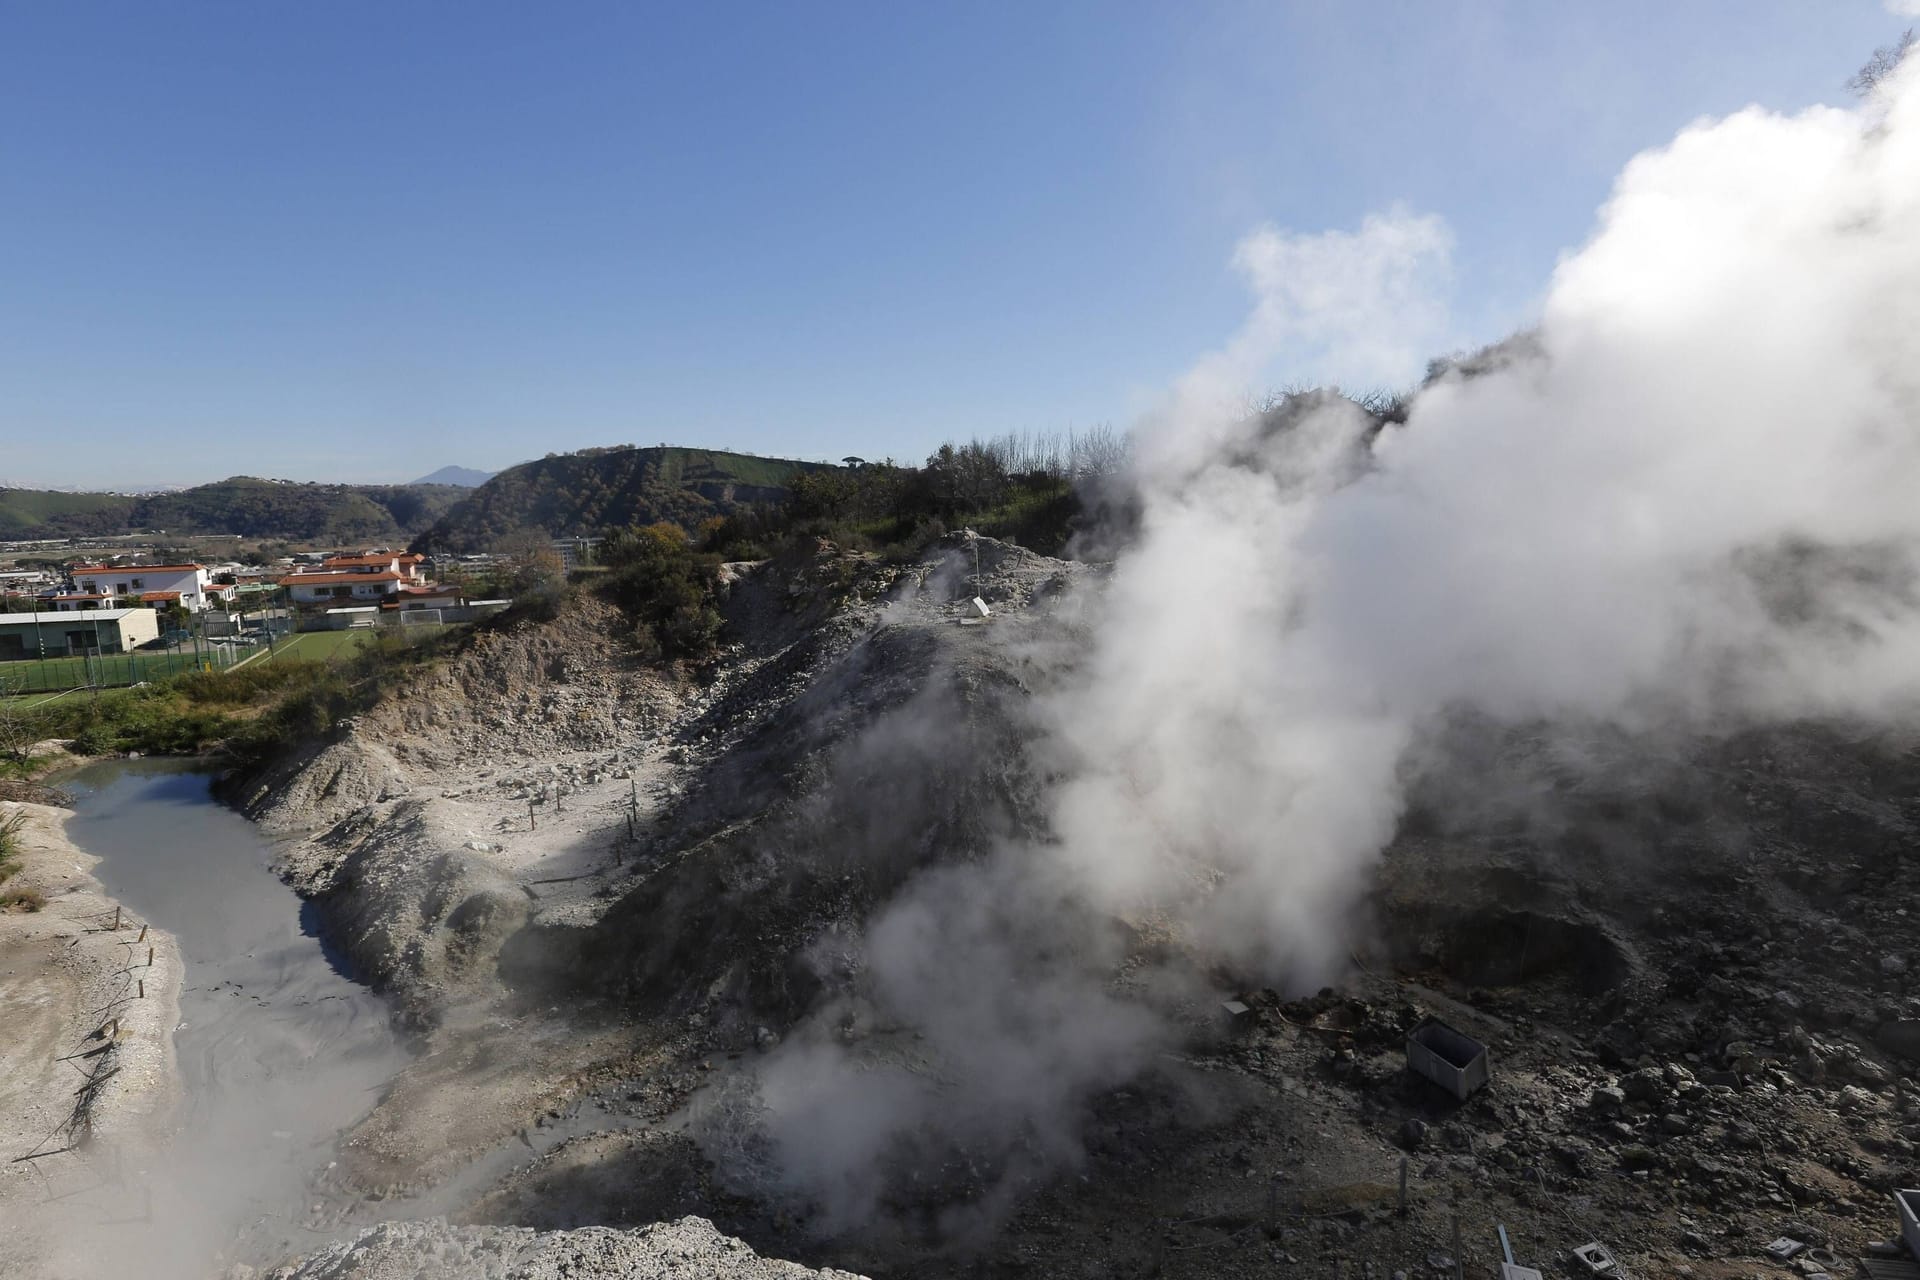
[412,445,834,554]
[409,465,495,488]
[0,488,136,538]
[0,477,469,543]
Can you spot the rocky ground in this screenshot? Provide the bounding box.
[257,1215,868,1280]
[0,792,184,1280]
[207,533,1920,1279]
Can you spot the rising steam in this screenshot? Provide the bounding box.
[721,54,1920,1230]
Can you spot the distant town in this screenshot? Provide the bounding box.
[0,534,585,687]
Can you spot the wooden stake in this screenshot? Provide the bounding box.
[137,979,144,999]
[136,924,147,943]
[112,906,121,931]
[529,800,536,830]
[147,947,154,967]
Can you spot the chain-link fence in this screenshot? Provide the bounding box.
[0,643,249,695]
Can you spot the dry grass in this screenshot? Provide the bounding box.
[0,886,44,913]
[0,810,26,895]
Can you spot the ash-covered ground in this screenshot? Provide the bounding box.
[237,533,1920,1280]
[225,63,1920,1277]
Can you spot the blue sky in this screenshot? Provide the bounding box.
[0,1,1905,489]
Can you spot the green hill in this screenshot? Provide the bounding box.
[0,489,138,538]
[0,478,466,543]
[411,446,833,553]
[131,477,465,541]
[0,449,821,549]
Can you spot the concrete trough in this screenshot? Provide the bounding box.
[1571,1242,1622,1276]
[1406,1019,1490,1101]
[1897,1188,1920,1260]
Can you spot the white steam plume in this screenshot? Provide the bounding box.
[1142,208,1451,473]
[727,55,1920,1231]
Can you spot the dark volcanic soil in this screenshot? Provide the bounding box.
[247,537,1920,1279]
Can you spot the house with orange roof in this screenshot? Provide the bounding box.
[280,570,407,605]
[67,563,228,612]
[302,550,428,580]
[280,550,438,609]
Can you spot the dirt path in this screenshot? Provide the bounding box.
[0,799,182,1279]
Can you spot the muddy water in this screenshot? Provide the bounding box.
[62,759,410,1276]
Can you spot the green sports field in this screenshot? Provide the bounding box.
[238,629,377,664]
[235,621,460,666]
[0,621,463,693]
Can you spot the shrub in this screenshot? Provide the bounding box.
[600,523,725,663]
[170,659,326,707]
[0,810,25,884]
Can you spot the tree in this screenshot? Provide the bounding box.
[787,470,860,521]
[601,522,722,662]
[0,675,44,770]
[932,441,1011,517]
[1067,423,1130,480]
[1850,29,1915,96]
[494,529,566,596]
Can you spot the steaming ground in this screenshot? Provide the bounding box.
[199,529,1920,1279]
[18,52,1920,1280]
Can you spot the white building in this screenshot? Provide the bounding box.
[279,570,405,605]
[0,608,160,658]
[279,550,431,607]
[67,563,226,613]
[313,551,428,580]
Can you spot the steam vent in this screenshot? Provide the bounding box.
[9,12,1920,1280]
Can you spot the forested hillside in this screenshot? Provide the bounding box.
[410,446,833,553]
[134,478,465,541]
[0,488,136,538]
[0,478,466,542]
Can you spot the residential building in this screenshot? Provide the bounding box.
[280,571,406,605]
[280,550,433,608]
[67,563,228,612]
[381,584,464,613]
[0,608,159,659]
[0,570,55,593]
[305,551,427,580]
